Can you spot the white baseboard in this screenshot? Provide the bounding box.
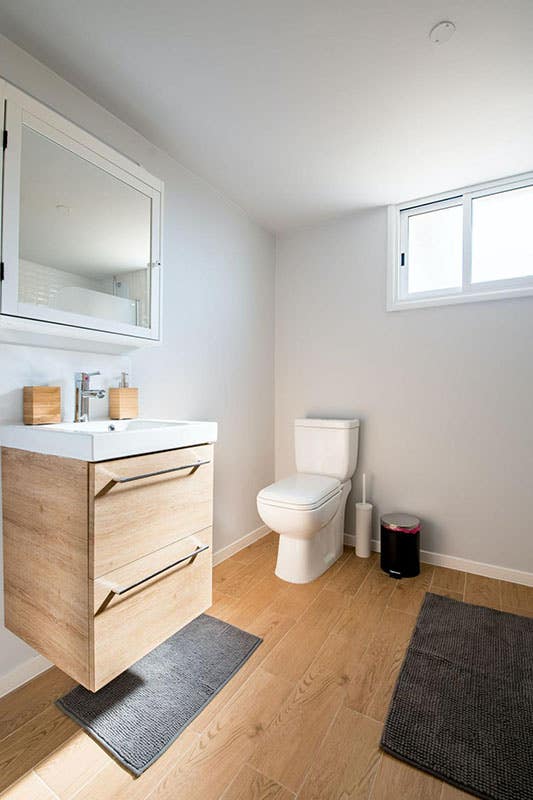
[344,534,533,587]
[213,524,270,566]
[0,654,51,699]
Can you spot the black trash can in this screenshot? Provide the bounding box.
[380,513,420,578]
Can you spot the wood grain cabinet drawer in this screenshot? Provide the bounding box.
[91,527,212,689]
[91,445,214,576]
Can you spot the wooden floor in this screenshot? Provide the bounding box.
[1,533,532,800]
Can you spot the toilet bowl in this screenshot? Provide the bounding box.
[256,418,359,584]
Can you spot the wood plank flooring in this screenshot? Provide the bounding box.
[1,532,531,800]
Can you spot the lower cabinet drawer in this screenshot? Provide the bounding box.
[90,527,212,690]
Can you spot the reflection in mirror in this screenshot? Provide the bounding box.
[18,125,152,328]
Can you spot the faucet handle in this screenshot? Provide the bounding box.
[76,370,101,381]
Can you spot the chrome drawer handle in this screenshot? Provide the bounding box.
[95,543,210,613]
[96,459,210,497]
[111,543,209,595]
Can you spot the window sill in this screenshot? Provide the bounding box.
[387,284,533,312]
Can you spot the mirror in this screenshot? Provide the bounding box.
[18,125,152,328]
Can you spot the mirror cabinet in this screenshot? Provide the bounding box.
[0,79,163,351]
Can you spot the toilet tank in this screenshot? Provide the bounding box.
[294,419,360,482]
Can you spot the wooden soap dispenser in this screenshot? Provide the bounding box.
[109,372,139,420]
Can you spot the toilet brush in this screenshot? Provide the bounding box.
[355,473,373,558]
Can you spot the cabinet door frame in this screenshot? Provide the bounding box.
[1,80,163,342]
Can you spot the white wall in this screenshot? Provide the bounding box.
[275,207,533,574]
[0,36,275,681]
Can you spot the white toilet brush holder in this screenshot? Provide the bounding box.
[355,473,373,558]
[356,502,373,558]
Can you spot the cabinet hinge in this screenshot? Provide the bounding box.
[2,130,7,151]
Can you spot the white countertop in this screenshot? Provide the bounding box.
[0,419,218,461]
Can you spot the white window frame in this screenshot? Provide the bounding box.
[387,172,533,311]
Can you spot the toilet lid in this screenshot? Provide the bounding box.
[258,473,341,510]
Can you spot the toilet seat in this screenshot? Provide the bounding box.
[257,473,341,511]
[257,474,342,542]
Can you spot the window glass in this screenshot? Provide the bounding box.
[471,185,533,284]
[407,205,463,294]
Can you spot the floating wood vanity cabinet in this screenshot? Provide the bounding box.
[2,444,214,691]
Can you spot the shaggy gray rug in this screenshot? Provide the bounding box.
[56,614,262,775]
[381,593,533,800]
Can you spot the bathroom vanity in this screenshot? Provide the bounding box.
[1,420,217,691]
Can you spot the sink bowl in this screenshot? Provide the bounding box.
[0,419,218,461]
[46,419,189,433]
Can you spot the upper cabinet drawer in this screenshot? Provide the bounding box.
[91,445,214,576]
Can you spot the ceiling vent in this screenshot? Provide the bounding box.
[429,21,456,44]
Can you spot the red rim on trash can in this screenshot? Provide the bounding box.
[381,513,420,534]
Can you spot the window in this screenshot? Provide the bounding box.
[388,173,533,310]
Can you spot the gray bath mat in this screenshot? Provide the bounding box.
[56,614,262,775]
[381,593,533,800]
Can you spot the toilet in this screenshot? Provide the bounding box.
[257,418,360,583]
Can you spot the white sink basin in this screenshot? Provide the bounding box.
[0,419,218,461]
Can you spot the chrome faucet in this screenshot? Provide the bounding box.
[75,372,106,422]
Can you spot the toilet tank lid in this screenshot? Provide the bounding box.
[295,418,360,429]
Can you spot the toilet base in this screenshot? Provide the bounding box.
[275,481,350,584]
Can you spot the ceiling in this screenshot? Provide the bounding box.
[1,0,532,232]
